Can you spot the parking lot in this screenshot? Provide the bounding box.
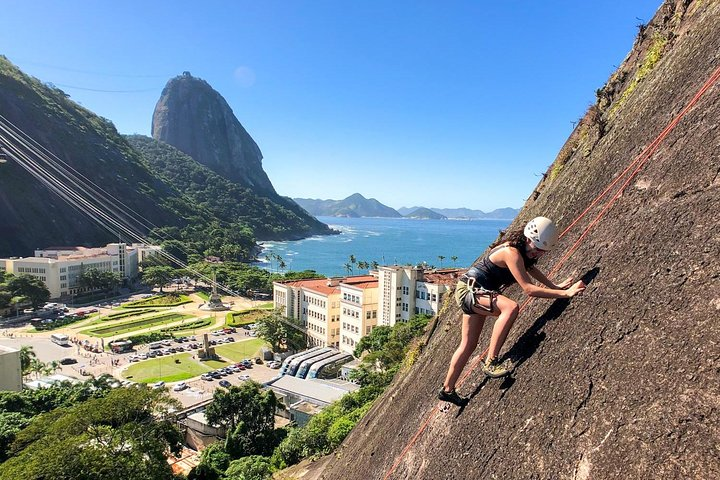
[0,294,279,408]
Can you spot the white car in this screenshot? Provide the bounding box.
[238,375,250,381]
[152,381,166,389]
[172,382,188,391]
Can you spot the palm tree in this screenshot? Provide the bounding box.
[349,255,357,273]
[278,260,287,273]
[451,255,458,266]
[265,251,276,272]
[29,357,45,379]
[19,345,36,374]
[438,255,445,267]
[371,261,379,270]
[47,360,61,374]
[358,261,369,271]
[344,263,353,276]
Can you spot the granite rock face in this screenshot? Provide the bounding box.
[152,72,276,195]
[316,2,720,479]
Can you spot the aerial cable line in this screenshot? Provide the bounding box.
[0,113,163,235]
[16,60,171,78]
[53,83,160,93]
[0,124,241,296]
[0,114,214,273]
[6,136,240,296]
[0,112,251,257]
[0,123,251,297]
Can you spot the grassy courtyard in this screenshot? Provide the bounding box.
[82,312,194,337]
[122,353,230,383]
[214,338,268,362]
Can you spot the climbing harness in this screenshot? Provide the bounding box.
[456,274,497,314]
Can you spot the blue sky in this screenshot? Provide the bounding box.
[1,1,661,211]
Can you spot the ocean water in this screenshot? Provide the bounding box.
[257,216,512,277]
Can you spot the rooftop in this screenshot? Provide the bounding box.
[265,375,359,406]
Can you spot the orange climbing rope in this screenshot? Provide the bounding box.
[382,64,720,480]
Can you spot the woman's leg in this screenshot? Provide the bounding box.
[443,313,485,391]
[486,295,519,360]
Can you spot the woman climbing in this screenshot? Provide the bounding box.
[438,217,586,406]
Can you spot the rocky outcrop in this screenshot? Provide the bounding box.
[152,72,276,195]
[318,1,720,479]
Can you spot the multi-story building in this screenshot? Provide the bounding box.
[273,275,379,350]
[1,242,153,299]
[273,268,460,352]
[377,266,461,327]
[339,276,378,354]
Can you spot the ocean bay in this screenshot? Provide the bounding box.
[258,216,512,277]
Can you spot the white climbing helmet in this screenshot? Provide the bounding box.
[524,216,559,251]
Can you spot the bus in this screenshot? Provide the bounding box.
[295,349,341,379]
[285,347,334,377]
[279,347,325,376]
[307,353,354,380]
[50,333,70,347]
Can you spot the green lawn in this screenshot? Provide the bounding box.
[195,291,210,301]
[122,294,192,308]
[122,352,231,383]
[82,313,194,337]
[226,309,271,327]
[214,338,268,362]
[161,317,214,336]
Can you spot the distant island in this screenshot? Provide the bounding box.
[397,206,520,220]
[293,193,519,220]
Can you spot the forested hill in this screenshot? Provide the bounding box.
[316,1,720,479]
[0,56,190,257]
[126,135,334,241]
[0,58,333,258]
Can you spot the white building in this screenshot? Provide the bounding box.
[0,345,23,391]
[273,268,460,352]
[377,266,461,327]
[339,276,379,354]
[274,276,373,349]
[1,242,155,299]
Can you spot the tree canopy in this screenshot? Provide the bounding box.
[205,382,279,458]
[2,274,50,309]
[0,387,182,480]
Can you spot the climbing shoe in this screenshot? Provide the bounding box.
[482,357,512,378]
[437,387,468,406]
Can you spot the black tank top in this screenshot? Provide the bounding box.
[465,245,534,292]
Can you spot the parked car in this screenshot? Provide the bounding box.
[152,381,166,389]
[59,357,77,365]
[201,373,214,381]
[238,375,250,381]
[173,382,188,391]
[218,380,231,388]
